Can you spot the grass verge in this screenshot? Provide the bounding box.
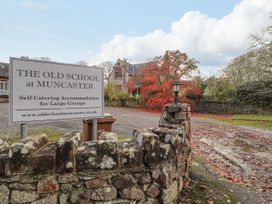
[117,135,132,140]
[193,113,272,131]
[232,114,272,121]
[0,125,69,142]
[179,155,240,204]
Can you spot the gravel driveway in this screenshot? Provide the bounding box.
[0,104,159,135]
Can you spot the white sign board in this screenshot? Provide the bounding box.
[10,58,104,123]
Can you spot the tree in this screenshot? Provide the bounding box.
[202,76,235,101]
[223,51,264,91]
[143,50,198,85]
[98,61,114,84]
[250,24,272,75]
[193,76,207,95]
[139,50,199,109]
[223,47,272,93]
[223,23,272,93]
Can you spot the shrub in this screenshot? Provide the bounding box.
[236,80,272,107]
[105,82,130,106]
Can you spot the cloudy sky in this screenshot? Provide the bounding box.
[0,0,271,75]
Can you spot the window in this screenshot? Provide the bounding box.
[0,81,3,90]
[115,71,122,79]
[114,67,123,79]
[5,82,8,90]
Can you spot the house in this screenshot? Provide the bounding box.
[112,59,154,92]
[0,62,9,98]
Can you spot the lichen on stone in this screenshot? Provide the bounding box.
[88,156,95,165]
[100,155,116,169]
[66,162,73,169]
[123,147,136,159]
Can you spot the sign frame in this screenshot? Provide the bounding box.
[9,57,104,124]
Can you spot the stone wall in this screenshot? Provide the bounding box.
[0,111,191,203]
[194,101,271,114]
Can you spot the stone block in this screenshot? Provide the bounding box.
[178,176,184,192]
[0,149,9,176]
[133,129,158,146]
[151,127,174,143]
[144,143,173,166]
[9,183,36,190]
[0,136,11,152]
[20,175,38,183]
[85,178,108,189]
[59,193,69,204]
[58,173,78,184]
[94,199,135,204]
[176,154,186,177]
[152,127,183,150]
[99,132,118,141]
[119,186,145,201]
[135,129,175,166]
[10,134,47,156]
[31,194,58,204]
[31,143,57,174]
[56,131,81,173]
[146,182,160,198]
[134,172,152,185]
[112,174,137,189]
[60,183,73,193]
[70,187,91,203]
[119,140,143,169]
[160,180,178,204]
[0,175,20,183]
[185,151,192,175]
[151,166,161,180]
[157,161,176,189]
[183,120,190,135]
[76,140,118,171]
[10,190,39,203]
[138,198,159,204]
[9,134,47,174]
[0,184,9,204]
[91,186,117,201]
[37,175,59,194]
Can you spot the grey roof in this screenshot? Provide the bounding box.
[127,64,141,74]
[0,62,9,77]
[126,61,154,74]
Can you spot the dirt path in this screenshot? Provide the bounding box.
[1,104,271,203]
[191,118,272,203]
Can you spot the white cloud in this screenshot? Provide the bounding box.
[20,1,48,10]
[88,0,272,75]
[40,4,49,10]
[20,1,34,8]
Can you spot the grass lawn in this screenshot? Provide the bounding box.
[193,113,272,131]
[1,125,69,142]
[1,126,133,142]
[232,114,272,121]
[26,126,69,142]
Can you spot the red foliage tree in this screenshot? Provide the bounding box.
[125,50,200,109]
[141,79,202,109]
[138,50,200,109]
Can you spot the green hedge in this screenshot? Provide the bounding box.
[236,80,272,107]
